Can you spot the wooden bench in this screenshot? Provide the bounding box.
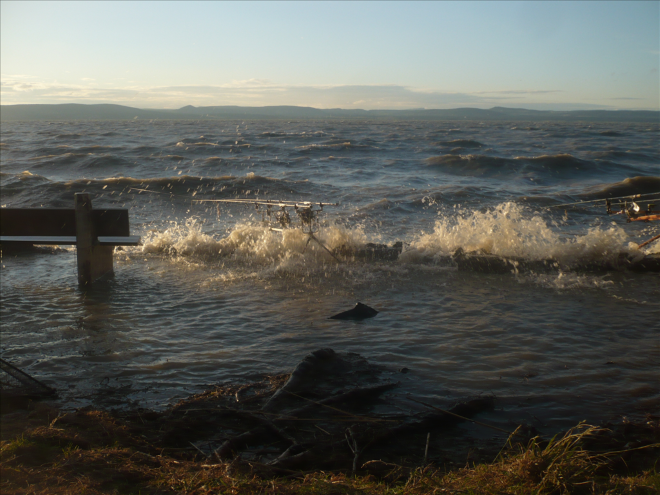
[1,193,140,286]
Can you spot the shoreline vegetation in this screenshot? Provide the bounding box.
[1,394,658,494]
[1,103,659,122]
[1,350,659,494]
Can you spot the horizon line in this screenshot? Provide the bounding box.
[2,103,659,113]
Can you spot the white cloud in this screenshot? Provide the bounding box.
[471,90,563,95]
[0,75,633,110]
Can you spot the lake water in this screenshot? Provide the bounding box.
[1,119,658,434]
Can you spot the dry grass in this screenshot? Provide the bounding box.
[1,403,658,495]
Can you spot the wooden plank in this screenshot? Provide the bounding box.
[98,236,141,246]
[93,209,130,236]
[0,235,77,245]
[0,209,76,236]
[0,208,130,237]
[0,235,140,246]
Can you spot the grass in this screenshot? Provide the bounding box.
[1,402,658,494]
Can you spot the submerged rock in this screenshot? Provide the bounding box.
[262,348,383,411]
[451,247,660,274]
[334,242,403,262]
[328,302,379,320]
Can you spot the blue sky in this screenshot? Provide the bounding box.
[1,1,658,110]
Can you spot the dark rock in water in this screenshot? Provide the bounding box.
[452,247,660,274]
[452,247,557,274]
[329,302,379,320]
[627,253,660,272]
[262,348,385,411]
[334,242,403,261]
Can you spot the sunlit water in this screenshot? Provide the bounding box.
[1,119,658,434]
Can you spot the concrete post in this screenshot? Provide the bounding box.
[75,193,113,286]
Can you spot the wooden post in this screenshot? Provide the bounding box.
[75,193,114,286]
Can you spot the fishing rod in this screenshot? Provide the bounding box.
[545,191,660,209]
[194,197,342,261]
[193,198,339,209]
[541,197,660,211]
[541,190,660,247]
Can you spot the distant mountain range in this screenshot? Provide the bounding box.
[1,103,658,122]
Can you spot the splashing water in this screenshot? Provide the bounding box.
[401,202,637,266]
[141,217,367,269]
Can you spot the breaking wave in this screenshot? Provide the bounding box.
[581,176,660,198]
[294,142,376,154]
[434,139,483,148]
[140,218,366,272]
[0,172,312,208]
[400,202,640,266]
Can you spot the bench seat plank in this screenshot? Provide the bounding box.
[98,236,141,246]
[1,235,77,245]
[1,235,141,246]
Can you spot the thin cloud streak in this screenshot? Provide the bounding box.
[0,76,619,111]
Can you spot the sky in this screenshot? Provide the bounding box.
[1,1,658,111]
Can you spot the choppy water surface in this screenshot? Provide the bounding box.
[1,119,658,434]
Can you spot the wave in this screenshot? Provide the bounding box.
[348,199,395,219]
[581,176,660,199]
[521,153,590,170]
[0,172,312,208]
[434,139,483,148]
[425,154,517,177]
[30,152,89,162]
[176,141,221,147]
[400,202,643,266]
[72,173,292,196]
[26,152,134,173]
[0,170,51,188]
[54,133,83,139]
[0,171,56,206]
[79,154,133,170]
[136,201,656,280]
[294,142,376,154]
[134,145,165,154]
[73,145,118,153]
[585,150,657,163]
[260,131,287,137]
[425,153,640,179]
[140,219,366,270]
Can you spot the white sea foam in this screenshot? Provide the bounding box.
[140,218,366,269]
[400,202,637,266]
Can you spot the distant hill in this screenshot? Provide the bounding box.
[1,103,658,122]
